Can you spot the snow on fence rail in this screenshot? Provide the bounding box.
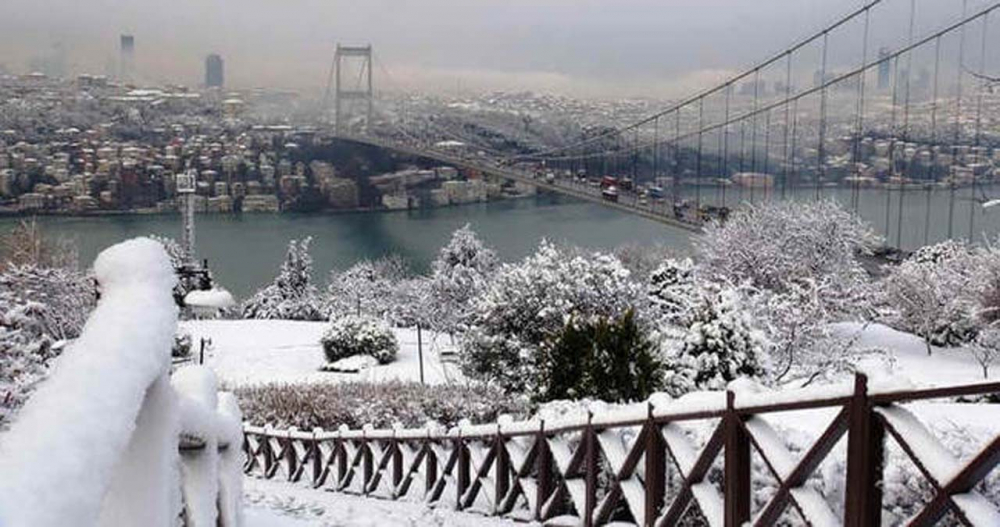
[244,373,1000,527]
[0,239,243,527]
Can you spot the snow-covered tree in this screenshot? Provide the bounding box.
[430,225,498,332]
[662,281,765,395]
[0,265,95,426]
[696,200,880,295]
[882,240,981,353]
[460,241,641,394]
[971,327,1000,379]
[325,256,409,320]
[242,238,322,321]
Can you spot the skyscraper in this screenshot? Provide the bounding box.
[119,34,135,83]
[205,54,224,88]
[877,47,891,90]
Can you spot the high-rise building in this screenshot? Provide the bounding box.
[877,47,891,90]
[205,54,224,88]
[119,34,135,83]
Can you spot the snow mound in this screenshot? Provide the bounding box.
[322,354,379,373]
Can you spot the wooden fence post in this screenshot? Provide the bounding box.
[494,425,509,515]
[644,402,666,527]
[362,432,373,496]
[392,434,403,491]
[723,390,750,527]
[585,411,597,527]
[424,437,437,499]
[457,433,470,510]
[285,432,297,482]
[311,429,323,488]
[262,429,274,478]
[535,420,551,522]
[844,373,885,527]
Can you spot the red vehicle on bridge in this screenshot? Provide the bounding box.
[600,176,618,189]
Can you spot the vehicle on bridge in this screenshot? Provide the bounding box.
[647,186,665,199]
[602,185,619,202]
[600,176,617,189]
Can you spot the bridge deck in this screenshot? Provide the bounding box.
[326,132,704,233]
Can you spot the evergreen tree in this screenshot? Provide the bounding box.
[538,310,663,403]
[430,225,498,332]
[242,238,322,321]
[663,282,764,395]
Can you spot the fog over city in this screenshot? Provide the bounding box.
[0,0,969,97]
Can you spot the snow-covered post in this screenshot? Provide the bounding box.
[0,238,180,527]
[843,373,885,527]
[723,390,750,527]
[172,365,243,527]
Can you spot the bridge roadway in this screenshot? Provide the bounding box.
[325,131,704,232]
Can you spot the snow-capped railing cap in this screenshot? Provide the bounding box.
[733,382,854,410]
[591,403,648,427]
[458,422,495,438]
[288,428,314,441]
[366,428,395,440]
[499,419,543,435]
[544,413,590,432]
[396,427,430,440]
[340,428,365,439]
[651,391,728,419]
[244,425,267,435]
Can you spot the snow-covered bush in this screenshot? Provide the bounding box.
[241,238,323,321]
[696,200,880,295]
[881,240,982,352]
[662,281,765,395]
[460,241,642,395]
[0,265,95,426]
[324,256,409,320]
[429,225,498,332]
[321,315,398,365]
[235,381,528,430]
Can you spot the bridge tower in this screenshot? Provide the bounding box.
[325,44,373,132]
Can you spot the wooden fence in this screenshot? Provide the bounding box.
[243,374,1000,526]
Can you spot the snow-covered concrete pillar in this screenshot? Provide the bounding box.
[0,238,180,527]
[173,365,244,527]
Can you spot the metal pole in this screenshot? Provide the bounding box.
[417,323,425,385]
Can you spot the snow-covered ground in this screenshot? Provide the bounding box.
[183,319,994,390]
[834,322,993,387]
[243,478,520,527]
[180,320,463,387]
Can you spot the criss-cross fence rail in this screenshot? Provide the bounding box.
[243,374,1000,526]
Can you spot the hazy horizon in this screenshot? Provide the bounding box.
[0,0,973,98]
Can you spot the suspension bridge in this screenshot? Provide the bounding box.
[325,0,1000,252]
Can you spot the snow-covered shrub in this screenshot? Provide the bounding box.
[0,265,95,426]
[662,281,765,395]
[696,200,880,295]
[241,238,323,321]
[324,256,409,320]
[234,381,528,430]
[536,309,663,403]
[881,240,981,352]
[321,315,398,365]
[461,241,642,395]
[430,225,498,332]
[970,327,1000,379]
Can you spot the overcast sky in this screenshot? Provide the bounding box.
[0,0,970,98]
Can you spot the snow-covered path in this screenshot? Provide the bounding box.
[181,320,462,387]
[243,478,520,527]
